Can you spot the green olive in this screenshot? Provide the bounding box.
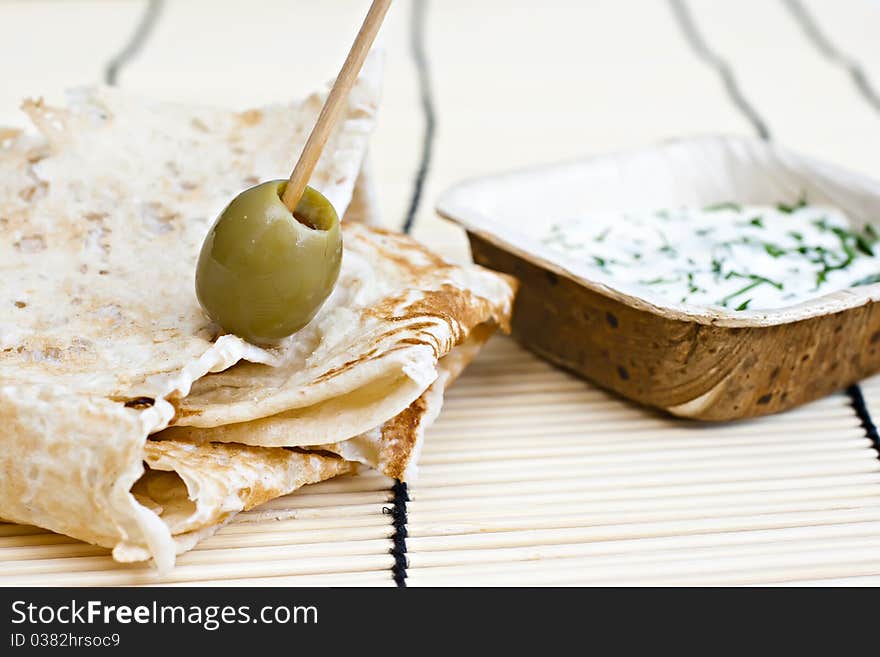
[195,180,342,344]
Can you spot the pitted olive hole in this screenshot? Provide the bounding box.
[293,209,319,230]
[274,185,331,231]
[196,180,341,343]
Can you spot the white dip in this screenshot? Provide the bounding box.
[539,202,880,311]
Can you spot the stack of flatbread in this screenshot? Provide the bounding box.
[0,54,516,570]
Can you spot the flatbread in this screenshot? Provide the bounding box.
[160,225,513,446]
[125,441,355,563]
[309,322,495,480]
[344,152,380,225]
[0,54,516,570]
[159,322,494,483]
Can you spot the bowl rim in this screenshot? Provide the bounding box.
[437,134,880,328]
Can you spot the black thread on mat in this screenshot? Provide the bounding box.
[847,386,880,459]
[385,0,434,588]
[401,0,436,234]
[781,0,880,459]
[104,0,164,86]
[668,0,771,140]
[784,0,880,113]
[672,0,880,459]
[383,481,410,587]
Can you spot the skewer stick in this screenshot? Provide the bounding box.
[281,0,391,212]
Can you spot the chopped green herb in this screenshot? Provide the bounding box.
[764,243,786,258]
[720,281,760,305]
[758,275,785,290]
[542,204,878,310]
[855,224,878,256]
[777,196,808,214]
[639,276,680,285]
[831,227,857,261]
[720,279,764,306]
[656,230,677,258]
[852,273,880,287]
[704,202,741,212]
[855,236,874,257]
[541,226,584,251]
[813,217,831,232]
[724,272,783,289]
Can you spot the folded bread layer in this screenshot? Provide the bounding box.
[0,58,384,568]
[312,322,496,480]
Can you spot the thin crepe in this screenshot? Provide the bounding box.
[0,57,516,569]
[159,322,495,482]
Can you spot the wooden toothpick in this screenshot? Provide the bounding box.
[281,0,391,212]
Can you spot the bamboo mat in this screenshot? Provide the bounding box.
[408,337,880,586]
[0,474,398,587]
[0,337,880,586]
[4,334,879,586]
[2,0,880,586]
